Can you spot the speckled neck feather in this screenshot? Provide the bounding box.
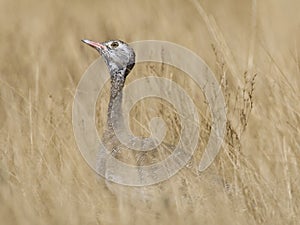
[107,72,126,132]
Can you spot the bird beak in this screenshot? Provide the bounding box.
[81,39,106,51]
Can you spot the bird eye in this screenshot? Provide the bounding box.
[111,41,119,48]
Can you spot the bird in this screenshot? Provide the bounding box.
[81,39,225,206]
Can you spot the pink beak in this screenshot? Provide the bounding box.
[81,39,106,51]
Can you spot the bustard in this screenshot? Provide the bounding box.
[81,39,224,206]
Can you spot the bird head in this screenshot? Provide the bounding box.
[82,39,135,78]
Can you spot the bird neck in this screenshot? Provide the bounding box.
[107,73,126,132]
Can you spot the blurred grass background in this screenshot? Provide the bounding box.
[0,0,300,224]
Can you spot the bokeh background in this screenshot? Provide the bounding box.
[1,0,299,224]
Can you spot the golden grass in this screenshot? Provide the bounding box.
[1,0,299,224]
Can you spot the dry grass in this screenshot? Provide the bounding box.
[1,0,300,224]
